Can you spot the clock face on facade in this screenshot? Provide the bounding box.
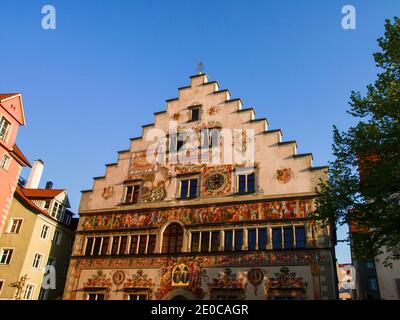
[205,172,227,193]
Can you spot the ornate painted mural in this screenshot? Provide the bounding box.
[264,266,308,300]
[75,250,324,271]
[80,199,314,231]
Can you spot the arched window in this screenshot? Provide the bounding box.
[162,223,183,253]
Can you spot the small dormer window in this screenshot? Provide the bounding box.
[190,107,200,121]
[51,201,63,220]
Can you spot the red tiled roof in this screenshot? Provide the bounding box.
[10,144,31,167]
[14,186,76,230]
[22,188,65,199]
[0,93,20,101]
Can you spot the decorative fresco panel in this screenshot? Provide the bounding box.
[76,251,324,270]
[80,199,314,231]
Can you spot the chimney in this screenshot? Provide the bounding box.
[45,181,53,189]
[26,159,44,189]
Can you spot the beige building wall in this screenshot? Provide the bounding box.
[375,251,400,300]
[0,195,75,300]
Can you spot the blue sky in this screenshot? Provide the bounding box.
[1,0,399,263]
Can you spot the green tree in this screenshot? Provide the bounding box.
[314,17,400,266]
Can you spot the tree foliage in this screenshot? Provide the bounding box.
[314,17,400,266]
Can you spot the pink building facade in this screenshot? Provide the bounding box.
[0,93,30,236]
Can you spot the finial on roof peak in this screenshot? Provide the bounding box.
[196,61,204,74]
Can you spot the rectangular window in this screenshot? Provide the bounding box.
[44,200,51,210]
[295,226,306,249]
[284,227,294,249]
[234,230,243,251]
[51,201,63,220]
[23,284,35,300]
[128,293,147,300]
[258,228,267,250]
[0,280,4,294]
[201,232,210,252]
[0,249,13,264]
[138,236,147,254]
[190,107,200,121]
[237,173,255,193]
[125,185,140,204]
[9,218,23,234]
[85,238,94,256]
[32,253,43,269]
[211,231,220,252]
[40,225,50,239]
[180,179,198,198]
[147,235,156,254]
[0,154,10,170]
[101,237,109,255]
[248,229,257,251]
[224,230,233,251]
[191,232,200,253]
[272,228,282,249]
[0,117,11,142]
[119,236,128,255]
[130,236,138,254]
[88,293,105,300]
[53,230,62,245]
[92,238,101,256]
[111,237,120,255]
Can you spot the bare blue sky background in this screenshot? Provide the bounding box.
[1,0,399,263]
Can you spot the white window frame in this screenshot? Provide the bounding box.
[0,153,10,171]
[8,218,23,234]
[0,116,12,143]
[32,252,43,270]
[0,248,14,265]
[23,284,35,300]
[40,224,50,240]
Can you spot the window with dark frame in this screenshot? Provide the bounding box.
[162,223,183,253]
[190,107,200,121]
[191,232,200,253]
[9,219,23,234]
[0,249,13,264]
[180,178,198,198]
[147,235,156,254]
[88,293,105,300]
[125,185,140,204]
[111,237,119,255]
[101,237,110,255]
[295,226,306,248]
[201,232,210,252]
[272,228,282,249]
[234,230,243,251]
[284,227,294,249]
[248,229,257,251]
[238,173,255,193]
[92,238,101,256]
[119,236,128,254]
[258,228,267,250]
[138,236,147,254]
[224,230,233,251]
[85,238,93,256]
[211,231,220,252]
[130,236,138,254]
